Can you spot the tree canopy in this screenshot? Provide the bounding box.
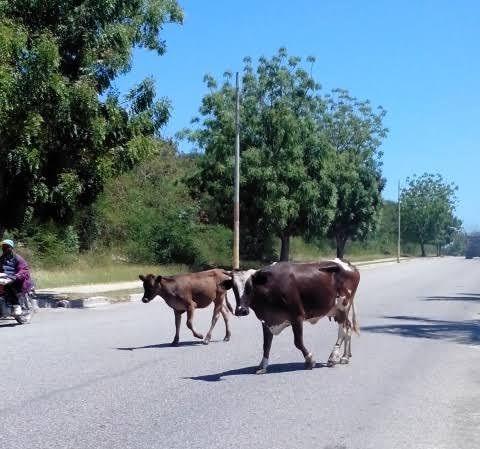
[321,89,387,258]
[400,173,460,256]
[0,0,183,237]
[184,49,337,260]
[184,49,388,260]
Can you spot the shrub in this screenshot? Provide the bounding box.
[24,223,79,268]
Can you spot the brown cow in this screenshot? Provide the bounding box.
[139,269,234,346]
[233,259,360,374]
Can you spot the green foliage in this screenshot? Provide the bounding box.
[184,49,337,261]
[23,223,80,268]
[321,89,388,258]
[400,173,460,256]
[0,0,183,236]
[97,145,232,267]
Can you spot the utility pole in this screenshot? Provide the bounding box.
[233,72,240,269]
[397,180,401,263]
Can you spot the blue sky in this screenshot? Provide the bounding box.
[113,0,479,231]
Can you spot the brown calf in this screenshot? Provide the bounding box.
[139,269,234,346]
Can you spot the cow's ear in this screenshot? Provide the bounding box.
[155,275,162,284]
[252,270,270,285]
[139,275,145,281]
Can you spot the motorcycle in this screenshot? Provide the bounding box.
[0,273,36,325]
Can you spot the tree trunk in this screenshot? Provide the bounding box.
[336,234,347,259]
[0,225,5,241]
[280,234,290,262]
[420,242,426,257]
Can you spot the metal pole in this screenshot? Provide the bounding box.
[397,180,401,263]
[233,72,240,269]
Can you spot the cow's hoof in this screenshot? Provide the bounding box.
[305,359,316,370]
[223,336,230,342]
[327,360,336,367]
[202,338,211,345]
[171,340,179,347]
[340,357,350,365]
[196,334,204,340]
[255,367,267,375]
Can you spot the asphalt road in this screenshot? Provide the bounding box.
[1,257,479,449]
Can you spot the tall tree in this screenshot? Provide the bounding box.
[0,0,183,237]
[184,49,337,261]
[400,173,459,256]
[320,89,388,258]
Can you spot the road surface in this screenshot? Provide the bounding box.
[1,257,479,449]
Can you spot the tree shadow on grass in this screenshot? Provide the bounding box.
[185,361,329,382]
[363,315,480,345]
[423,293,480,303]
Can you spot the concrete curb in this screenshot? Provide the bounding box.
[69,296,110,309]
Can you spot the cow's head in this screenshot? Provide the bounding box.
[139,274,161,303]
[234,269,271,316]
[234,275,250,316]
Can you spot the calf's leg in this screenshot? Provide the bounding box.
[256,323,273,374]
[291,318,316,369]
[204,301,223,345]
[186,306,204,340]
[172,310,183,346]
[221,305,231,342]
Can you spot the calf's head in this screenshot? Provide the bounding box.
[139,274,161,303]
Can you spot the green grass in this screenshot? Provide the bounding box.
[33,252,188,288]
[31,238,428,289]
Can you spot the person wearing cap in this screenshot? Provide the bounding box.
[0,239,33,316]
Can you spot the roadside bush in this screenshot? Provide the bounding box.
[96,147,233,267]
[24,223,79,267]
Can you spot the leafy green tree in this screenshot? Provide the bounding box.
[400,173,459,256]
[97,144,232,267]
[184,49,337,261]
[320,89,388,258]
[0,0,183,238]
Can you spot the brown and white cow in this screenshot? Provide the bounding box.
[139,269,234,346]
[233,259,360,374]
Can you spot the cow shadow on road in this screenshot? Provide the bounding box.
[422,293,480,302]
[186,362,329,382]
[0,321,18,328]
[363,315,480,345]
[116,341,204,351]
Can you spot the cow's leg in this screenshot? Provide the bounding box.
[172,310,183,346]
[340,324,352,364]
[328,324,347,367]
[291,318,316,369]
[186,306,204,340]
[221,305,231,342]
[256,323,273,375]
[203,301,223,345]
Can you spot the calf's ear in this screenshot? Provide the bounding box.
[139,275,145,281]
[155,275,162,284]
[219,279,233,290]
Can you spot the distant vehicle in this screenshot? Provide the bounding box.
[465,233,480,259]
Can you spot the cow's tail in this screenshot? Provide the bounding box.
[351,302,360,335]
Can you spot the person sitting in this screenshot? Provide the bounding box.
[0,239,33,316]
